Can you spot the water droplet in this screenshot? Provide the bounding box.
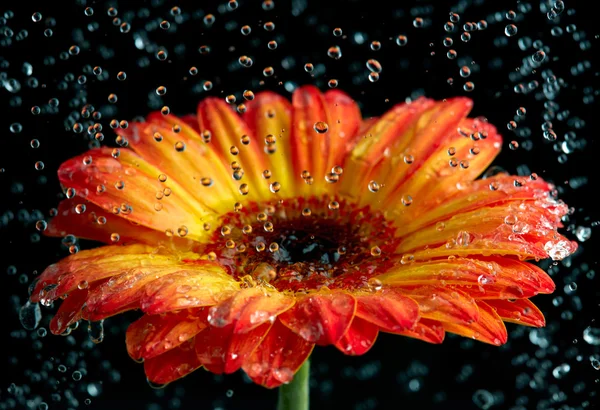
[19,301,41,330]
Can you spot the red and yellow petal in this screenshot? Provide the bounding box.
[442,301,508,345]
[353,289,419,333]
[144,339,202,385]
[47,198,189,247]
[58,148,214,241]
[486,298,546,327]
[396,286,479,325]
[278,291,356,345]
[243,320,314,388]
[334,317,379,356]
[126,309,207,361]
[393,318,445,344]
[194,322,271,374]
[376,257,554,300]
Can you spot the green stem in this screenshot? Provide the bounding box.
[276,359,310,410]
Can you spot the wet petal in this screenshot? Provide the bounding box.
[123,114,238,213]
[334,317,378,356]
[197,98,270,201]
[340,97,435,201]
[354,289,420,332]
[49,288,89,335]
[393,318,445,344]
[126,309,207,360]
[86,261,226,320]
[278,291,356,345]
[194,322,271,374]
[144,339,202,385]
[242,92,294,194]
[397,200,576,260]
[47,198,191,247]
[486,298,545,327]
[376,257,553,300]
[58,147,214,241]
[32,244,192,303]
[206,287,295,333]
[397,286,479,325]
[242,320,314,388]
[140,267,239,314]
[442,301,508,345]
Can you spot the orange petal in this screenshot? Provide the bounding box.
[334,317,378,356]
[486,298,546,327]
[397,199,576,261]
[398,175,558,233]
[442,301,508,345]
[376,257,553,299]
[322,90,362,174]
[371,97,474,208]
[289,85,330,190]
[387,117,502,209]
[86,260,225,320]
[58,147,213,241]
[123,113,238,213]
[47,198,190,247]
[242,91,295,195]
[32,244,189,303]
[140,268,240,315]
[278,291,356,345]
[392,318,445,344]
[396,286,479,325]
[197,98,270,201]
[194,322,271,374]
[206,287,295,333]
[49,288,89,335]
[354,289,420,333]
[243,320,314,388]
[126,309,207,360]
[144,339,202,385]
[340,97,436,201]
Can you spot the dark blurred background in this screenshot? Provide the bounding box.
[0,0,598,409]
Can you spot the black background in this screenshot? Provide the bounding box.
[1,0,599,409]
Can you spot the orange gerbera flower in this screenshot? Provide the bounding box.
[32,86,576,389]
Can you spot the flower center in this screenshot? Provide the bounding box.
[204,196,400,292]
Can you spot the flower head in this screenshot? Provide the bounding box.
[32,87,576,388]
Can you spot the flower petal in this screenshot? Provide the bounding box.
[369,97,474,208]
[197,98,270,201]
[392,318,445,344]
[58,147,213,241]
[32,244,191,303]
[398,175,559,234]
[49,288,89,335]
[397,200,576,260]
[242,91,295,194]
[140,268,240,315]
[386,117,502,209]
[376,257,554,299]
[86,261,225,320]
[47,198,190,247]
[396,286,479,325]
[340,97,435,201]
[144,339,202,385]
[485,298,545,327]
[242,320,314,388]
[123,113,238,213]
[334,317,378,356]
[442,301,508,345]
[278,291,356,345]
[194,322,271,374]
[354,289,420,332]
[206,287,295,333]
[126,309,207,361]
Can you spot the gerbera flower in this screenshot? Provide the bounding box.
[32,87,576,391]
